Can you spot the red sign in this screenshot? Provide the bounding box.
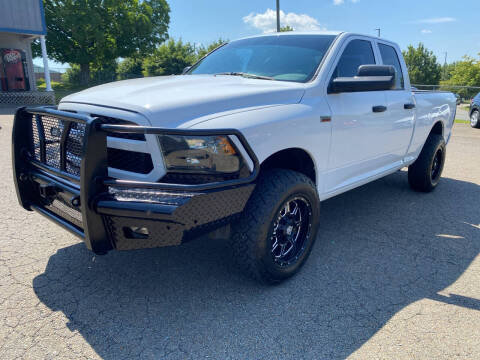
[1,49,29,91]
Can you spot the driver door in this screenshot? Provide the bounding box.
[324,38,393,194]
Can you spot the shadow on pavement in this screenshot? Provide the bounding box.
[33,171,480,359]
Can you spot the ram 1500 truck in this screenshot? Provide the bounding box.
[13,32,456,283]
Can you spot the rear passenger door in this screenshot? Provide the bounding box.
[376,41,415,159]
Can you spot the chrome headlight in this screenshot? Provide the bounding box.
[158,135,244,174]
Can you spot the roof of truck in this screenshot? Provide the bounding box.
[234,31,397,47]
[237,31,343,41]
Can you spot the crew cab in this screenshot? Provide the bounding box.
[12,32,456,283]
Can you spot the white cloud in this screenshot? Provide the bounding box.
[243,9,325,33]
[417,17,456,24]
[421,29,432,34]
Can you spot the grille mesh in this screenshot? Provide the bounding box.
[30,114,154,177]
[66,123,85,175]
[31,118,41,160]
[31,115,86,177]
[43,115,63,170]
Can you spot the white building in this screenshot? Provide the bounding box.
[0,0,55,105]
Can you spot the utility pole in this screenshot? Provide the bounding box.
[375,28,381,37]
[276,0,281,32]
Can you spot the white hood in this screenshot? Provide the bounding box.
[60,75,306,127]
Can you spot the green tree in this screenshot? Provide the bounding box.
[117,57,144,80]
[143,39,197,76]
[35,0,170,85]
[196,38,228,60]
[402,43,441,85]
[280,25,294,32]
[441,61,458,81]
[440,55,480,99]
[62,60,118,86]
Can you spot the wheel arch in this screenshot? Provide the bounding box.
[260,147,317,185]
[430,121,444,137]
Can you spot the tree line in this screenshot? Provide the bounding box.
[403,44,480,98]
[35,0,480,99]
[61,38,226,85]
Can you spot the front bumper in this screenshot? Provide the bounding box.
[12,107,258,253]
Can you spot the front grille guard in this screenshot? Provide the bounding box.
[12,106,260,253]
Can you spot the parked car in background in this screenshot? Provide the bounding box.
[470,93,480,128]
[454,93,461,105]
[12,32,456,283]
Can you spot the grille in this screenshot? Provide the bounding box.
[31,115,86,177]
[107,148,154,174]
[30,114,154,177]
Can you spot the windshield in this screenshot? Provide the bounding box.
[188,35,337,83]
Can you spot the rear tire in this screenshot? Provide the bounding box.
[471,110,480,128]
[408,134,446,192]
[231,169,320,284]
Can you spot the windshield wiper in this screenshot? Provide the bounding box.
[214,72,276,81]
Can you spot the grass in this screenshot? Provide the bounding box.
[455,119,470,124]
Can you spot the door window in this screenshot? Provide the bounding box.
[378,43,404,89]
[332,39,376,79]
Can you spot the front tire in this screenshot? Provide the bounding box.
[231,169,320,284]
[408,134,446,192]
[471,110,480,128]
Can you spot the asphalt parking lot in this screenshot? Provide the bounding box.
[0,109,479,359]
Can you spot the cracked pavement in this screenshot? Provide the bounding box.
[1,109,479,359]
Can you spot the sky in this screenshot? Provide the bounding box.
[35,0,480,70]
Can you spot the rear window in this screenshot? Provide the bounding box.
[378,43,404,89]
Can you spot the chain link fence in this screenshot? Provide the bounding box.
[413,85,480,103]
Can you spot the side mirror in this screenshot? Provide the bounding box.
[329,65,396,93]
[182,66,192,74]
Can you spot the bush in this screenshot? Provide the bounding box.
[62,65,82,86]
[117,57,144,80]
[143,39,196,76]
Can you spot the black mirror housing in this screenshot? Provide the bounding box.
[357,65,395,77]
[329,65,396,93]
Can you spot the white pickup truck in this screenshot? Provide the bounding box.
[13,32,456,283]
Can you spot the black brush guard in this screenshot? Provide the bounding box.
[12,107,259,254]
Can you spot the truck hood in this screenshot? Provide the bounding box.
[60,75,306,127]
